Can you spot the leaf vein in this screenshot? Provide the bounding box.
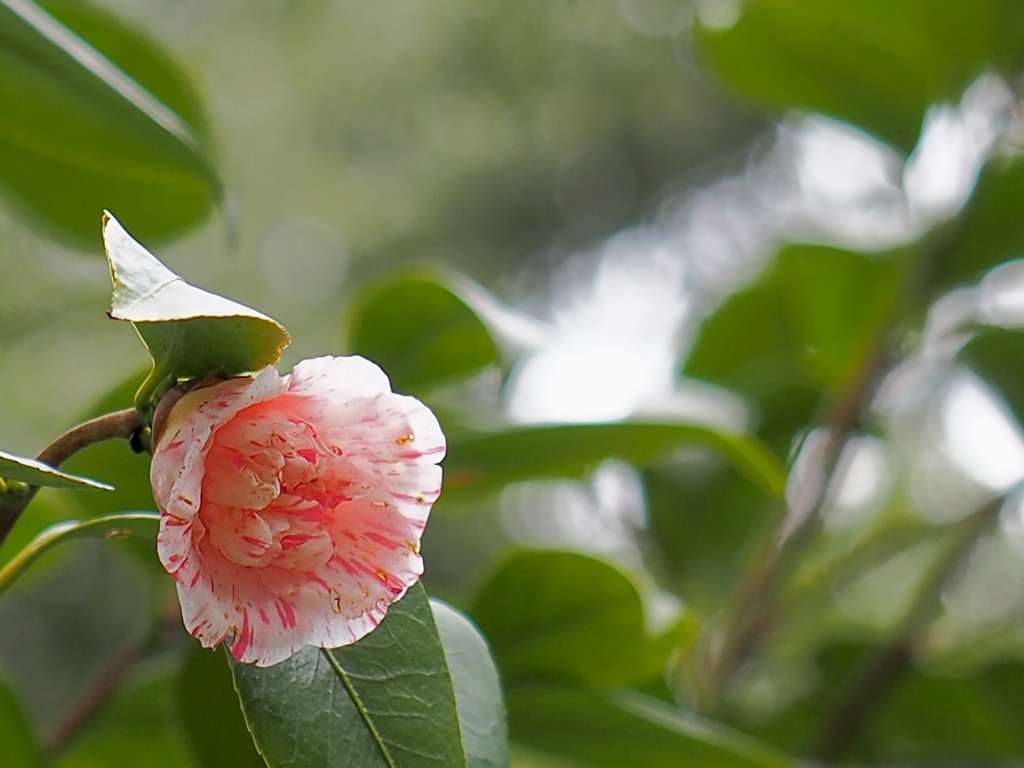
[323,647,399,768]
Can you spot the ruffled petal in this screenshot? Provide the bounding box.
[333,392,446,465]
[169,537,235,651]
[151,368,285,521]
[286,355,391,402]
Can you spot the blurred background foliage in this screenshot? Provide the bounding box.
[4,0,1024,765]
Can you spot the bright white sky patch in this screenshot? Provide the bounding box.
[980,259,1024,326]
[696,0,741,30]
[507,230,685,423]
[794,117,897,204]
[824,436,891,530]
[904,106,979,218]
[777,116,911,248]
[906,75,1011,219]
[942,373,1024,492]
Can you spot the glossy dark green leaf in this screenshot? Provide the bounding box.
[179,647,264,768]
[695,0,1024,153]
[105,213,291,403]
[0,448,112,490]
[960,327,1024,425]
[0,0,219,244]
[431,599,510,768]
[936,155,1024,290]
[0,511,159,596]
[345,269,539,393]
[0,676,40,768]
[683,244,902,448]
[506,683,796,768]
[445,421,785,501]
[54,662,197,768]
[472,550,691,688]
[231,583,468,768]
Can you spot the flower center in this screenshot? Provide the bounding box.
[199,406,336,570]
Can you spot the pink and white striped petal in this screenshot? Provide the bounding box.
[151,355,445,667]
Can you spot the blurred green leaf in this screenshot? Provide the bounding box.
[179,647,263,768]
[431,599,510,768]
[959,327,1024,424]
[683,244,903,448]
[722,641,874,755]
[104,212,291,403]
[850,659,1024,764]
[506,683,796,768]
[38,0,208,131]
[725,643,1024,764]
[0,0,219,244]
[0,675,40,768]
[695,0,1024,153]
[643,461,776,612]
[345,269,544,394]
[231,583,469,768]
[684,278,808,408]
[54,661,198,768]
[0,541,157,756]
[780,246,902,387]
[0,492,69,574]
[445,421,785,500]
[936,156,1024,290]
[0,448,112,490]
[345,271,503,393]
[472,550,691,688]
[0,511,158,596]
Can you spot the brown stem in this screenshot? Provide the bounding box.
[41,595,184,759]
[811,641,915,763]
[42,639,144,757]
[704,344,890,708]
[704,225,945,707]
[0,408,145,548]
[810,496,1000,763]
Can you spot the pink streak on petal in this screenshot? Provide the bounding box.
[276,599,297,629]
[230,609,254,661]
[151,368,285,521]
[285,356,391,405]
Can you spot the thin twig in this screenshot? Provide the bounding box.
[42,639,145,757]
[810,497,1000,763]
[704,231,947,707]
[0,408,144,547]
[703,343,891,709]
[40,592,186,759]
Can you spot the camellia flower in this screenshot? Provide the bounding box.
[150,355,445,667]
